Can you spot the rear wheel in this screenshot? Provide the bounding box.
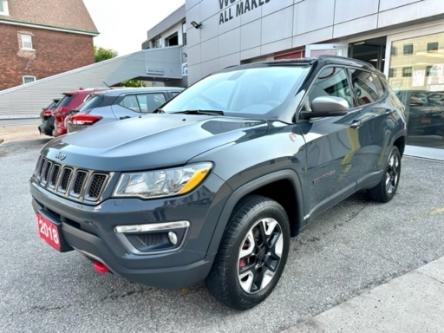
[368,146,401,202]
[206,195,290,310]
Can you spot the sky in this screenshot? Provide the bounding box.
[83,0,185,56]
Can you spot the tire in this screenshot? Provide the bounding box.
[206,195,290,310]
[368,146,402,203]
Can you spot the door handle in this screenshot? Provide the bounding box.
[350,120,362,129]
[119,116,131,120]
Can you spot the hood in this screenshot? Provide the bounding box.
[42,114,268,171]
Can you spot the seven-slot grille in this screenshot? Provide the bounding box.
[34,156,109,202]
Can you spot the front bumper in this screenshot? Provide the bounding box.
[30,174,229,288]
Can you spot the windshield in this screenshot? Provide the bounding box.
[163,66,310,117]
[79,95,105,112]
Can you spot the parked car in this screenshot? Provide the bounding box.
[38,99,60,136]
[396,90,444,137]
[52,88,107,137]
[66,87,183,133]
[31,56,407,310]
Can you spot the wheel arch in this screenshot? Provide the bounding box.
[206,169,304,258]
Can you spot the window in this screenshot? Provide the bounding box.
[137,94,166,113]
[119,95,140,112]
[79,95,105,112]
[163,66,311,117]
[402,67,412,77]
[302,67,354,111]
[389,68,396,78]
[427,42,439,52]
[58,94,73,107]
[0,0,9,15]
[19,33,33,50]
[388,31,444,148]
[403,44,413,55]
[22,75,36,84]
[350,70,385,105]
[165,32,179,47]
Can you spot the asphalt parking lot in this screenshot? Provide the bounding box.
[1,138,444,333]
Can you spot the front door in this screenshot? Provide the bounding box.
[299,66,360,218]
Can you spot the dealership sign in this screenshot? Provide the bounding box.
[219,0,271,24]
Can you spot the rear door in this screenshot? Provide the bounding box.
[347,68,388,186]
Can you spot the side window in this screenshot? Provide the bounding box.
[120,95,140,112]
[350,69,385,105]
[302,67,354,111]
[137,93,166,113]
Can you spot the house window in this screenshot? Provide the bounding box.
[19,33,33,50]
[403,44,413,55]
[0,0,9,15]
[427,42,439,52]
[402,67,412,77]
[22,75,36,84]
[389,68,396,78]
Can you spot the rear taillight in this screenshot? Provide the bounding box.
[70,113,102,125]
[42,110,52,117]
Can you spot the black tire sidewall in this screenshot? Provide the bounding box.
[384,146,402,200]
[208,196,290,309]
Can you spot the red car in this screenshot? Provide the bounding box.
[52,88,107,137]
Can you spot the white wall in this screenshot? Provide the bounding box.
[0,47,183,118]
[185,0,444,83]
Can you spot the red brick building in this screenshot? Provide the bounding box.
[0,0,98,90]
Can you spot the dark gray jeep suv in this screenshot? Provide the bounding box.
[31,56,407,310]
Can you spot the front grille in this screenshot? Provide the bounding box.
[59,168,73,192]
[49,164,61,188]
[34,156,110,203]
[72,170,88,196]
[88,174,107,199]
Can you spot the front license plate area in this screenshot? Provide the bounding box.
[37,212,72,252]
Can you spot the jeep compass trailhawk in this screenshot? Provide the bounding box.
[31,56,407,310]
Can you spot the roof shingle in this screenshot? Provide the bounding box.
[0,0,98,35]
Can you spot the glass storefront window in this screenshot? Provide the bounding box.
[388,32,444,149]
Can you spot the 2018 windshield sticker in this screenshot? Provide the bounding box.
[219,0,271,25]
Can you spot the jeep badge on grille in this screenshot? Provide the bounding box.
[55,152,67,161]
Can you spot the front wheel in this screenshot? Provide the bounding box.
[368,146,402,202]
[206,195,290,310]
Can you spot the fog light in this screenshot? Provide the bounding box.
[168,231,178,245]
[114,221,190,254]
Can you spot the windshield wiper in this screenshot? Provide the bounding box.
[173,109,224,116]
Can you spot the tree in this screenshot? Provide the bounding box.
[94,47,117,63]
[120,79,145,87]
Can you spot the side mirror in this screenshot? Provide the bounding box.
[301,96,349,119]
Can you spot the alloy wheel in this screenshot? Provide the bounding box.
[237,218,283,294]
[386,151,400,194]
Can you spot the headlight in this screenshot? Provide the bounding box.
[113,162,212,199]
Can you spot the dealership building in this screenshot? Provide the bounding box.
[142,0,444,153]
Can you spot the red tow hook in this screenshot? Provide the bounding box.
[93,261,110,274]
